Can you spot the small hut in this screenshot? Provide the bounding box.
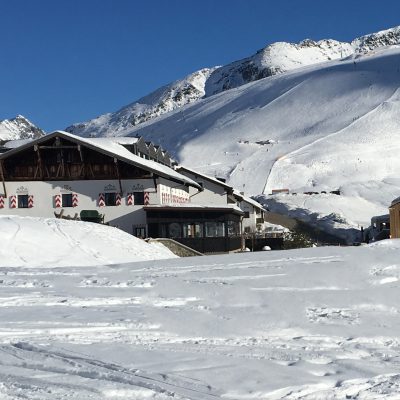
[389,197,400,238]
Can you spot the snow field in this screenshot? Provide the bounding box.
[1,242,400,397]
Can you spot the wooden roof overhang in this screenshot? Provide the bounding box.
[144,205,244,216]
[0,131,201,189]
[175,166,233,193]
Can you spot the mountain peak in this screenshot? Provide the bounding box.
[66,26,400,139]
[0,115,45,142]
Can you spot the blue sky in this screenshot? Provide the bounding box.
[1,0,400,131]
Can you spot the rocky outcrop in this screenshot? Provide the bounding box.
[0,115,45,141]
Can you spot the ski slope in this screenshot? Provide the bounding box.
[2,242,400,398]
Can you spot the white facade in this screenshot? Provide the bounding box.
[0,131,196,236]
[176,166,267,233]
[238,198,265,233]
[0,178,191,234]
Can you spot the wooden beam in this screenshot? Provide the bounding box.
[34,144,44,179]
[114,158,123,194]
[78,145,85,178]
[38,145,79,150]
[0,160,7,197]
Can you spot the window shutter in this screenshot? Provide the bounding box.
[54,194,61,208]
[0,195,4,209]
[98,193,105,207]
[144,192,150,206]
[72,193,78,207]
[116,193,122,206]
[28,195,34,208]
[127,193,134,206]
[10,195,17,209]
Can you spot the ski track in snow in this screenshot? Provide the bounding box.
[264,85,400,195]
[1,245,400,398]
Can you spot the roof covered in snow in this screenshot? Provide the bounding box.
[391,196,400,207]
[233,189,268,212]
[0,131,201,189]
[175,166,233,190]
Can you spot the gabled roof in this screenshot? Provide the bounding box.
[176,165,233,190]
[391,197,400,207]
[233,189,268,212]
[0,131,201,189]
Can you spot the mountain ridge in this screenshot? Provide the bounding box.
[66,25,400,138]
[0,115,45,142]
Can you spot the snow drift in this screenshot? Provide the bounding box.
[0,215,176,267]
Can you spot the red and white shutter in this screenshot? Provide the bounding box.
[0,195,4,209]
[54,194,61,208]
[28,195,34,208]
[98,193,105,207]
[127,193,134,206]
[72,193,79,207]
[116,193,122,206]
[144,192,150,206]
[10,195,17,209]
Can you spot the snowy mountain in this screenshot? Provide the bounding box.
[353,25,400,53]
[0,115,45,142]
[66,26,400,139]
[65,37,359,138]
[66,68,216,137]
[204,38,353,96]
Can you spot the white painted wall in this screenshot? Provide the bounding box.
[240,201,258,232]
[0,178,190,234]
[177,172,229,205]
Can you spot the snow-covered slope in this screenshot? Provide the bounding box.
[66,68,216,137]
[204,38,353,96]
[2,243,400,398]
[0,215,176,267]
[0,115,44,141]
[66,26,400,139]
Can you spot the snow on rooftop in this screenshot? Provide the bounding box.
[0,131,200,189]
[91,136,140,145]
[58,132,200,188]
[176,165,232,189]
[3,138,33,148]
[233,189,267,212]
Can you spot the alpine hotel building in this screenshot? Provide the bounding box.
[0,131,261,253]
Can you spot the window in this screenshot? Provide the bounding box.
[183,223,203,238]
[244,211,250,218]
[18,195,29,208]
[104,192,117,206]
[62,193,73,207]
[227,221,240,237]
[134,227,146,238]
[133,192,145,205]
[168,222,181,238]
[205,222,225,237]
